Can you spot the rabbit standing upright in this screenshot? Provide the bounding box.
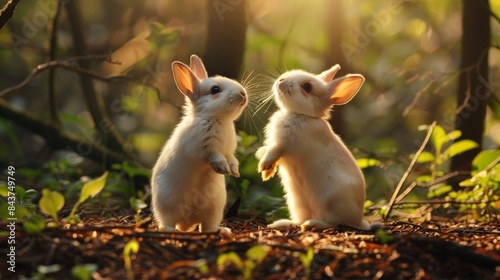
[257,65,380,231]
[151,55,248,233]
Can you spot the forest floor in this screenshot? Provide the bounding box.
[2,213,500,280]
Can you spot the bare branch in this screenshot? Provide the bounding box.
[384,121,437,220]
[0,60,159,99]
[0,0,21,29]
[0,98,140,168]
[48,0,63,126]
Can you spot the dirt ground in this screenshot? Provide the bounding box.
[2,214,499,279]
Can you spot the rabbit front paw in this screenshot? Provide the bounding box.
[258,156,278,181]
[227,156,240,178]
[209,155,231,175]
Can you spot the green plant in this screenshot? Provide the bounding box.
[130,196,148,223]
[217,244,270,280]
[39,188,65,226]
[66,172,108,223]
[298,247,314,277]
[123,239,140,280]
[415,124,478,198]
[71,263,99,280]
[451,150,500,220]
[0,185,37,220]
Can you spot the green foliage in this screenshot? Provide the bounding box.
[356,158,382,169]
[67,172,108,223]
[448,150,500,220]
[415,124,478,197]
[130,196,148,223]
[375,229,394,245]
[23,213,46,234]
[123,239,140,280]
[39,189,65,225]
[298,247,314,277]
[217,244,270,280]
[71,264,99,280]
[0,185,37,221]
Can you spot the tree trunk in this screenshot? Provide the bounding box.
[324,0,357,138]
[203,0,247,79]
[450,0,491,186]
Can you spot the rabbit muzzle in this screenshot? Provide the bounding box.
[277,79,292,95]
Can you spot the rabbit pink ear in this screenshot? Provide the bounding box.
[317,64,341,82]
[172,61,200,99]
[189,55,208,80]
[326,74,364,105]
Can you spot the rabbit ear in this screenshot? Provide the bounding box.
[172,61,200,99]
[326,74,364,105]
[317,64,341,82]
[189,55,208,80]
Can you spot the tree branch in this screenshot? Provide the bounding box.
[384,121,437,220]
[0,60,159,98]
[0,98,139,169]
[64,0,133,159]
[48,0,63,126]
[0,0,21,29]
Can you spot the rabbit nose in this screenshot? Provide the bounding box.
[278,80,288,92]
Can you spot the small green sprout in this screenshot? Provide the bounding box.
[39,189,65,226]
[123,239,140,280]
[67,172,108,223]
[298,247,314,277]
[217,244,270,280]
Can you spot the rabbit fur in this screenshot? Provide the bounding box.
[151,55,248,233]
[257,65,381,231]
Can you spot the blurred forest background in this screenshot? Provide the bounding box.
[0,0,499,219]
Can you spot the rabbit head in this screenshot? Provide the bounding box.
[172,55,248,120]
[273,65,365,118]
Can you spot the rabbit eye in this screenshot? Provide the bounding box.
[210,85,221,94]
[302,82,312,93]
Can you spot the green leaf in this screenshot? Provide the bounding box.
[427,184,452,198]
[39,189,65,223]
[78,172,108,204]
[415,151,435,163]
[299,247,314,277]
[472,150,500,171]
[246,245,269,265]
[71,264,99,280]
[130,197,148,212]
[16,186,26,201]
[446,130,462,141]
[459,178,477,187]
[217,252,244,271]
[23,214,46,233]
[23,189,38,202]
[431,125,447,155]
[124,239,140,256]
[443,140,478,159]
[356,158,381,169]
[415,175,432,183]
[376,229,394,244]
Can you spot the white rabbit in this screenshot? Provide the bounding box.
[256,65,381,231]
[151,55,248,233]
